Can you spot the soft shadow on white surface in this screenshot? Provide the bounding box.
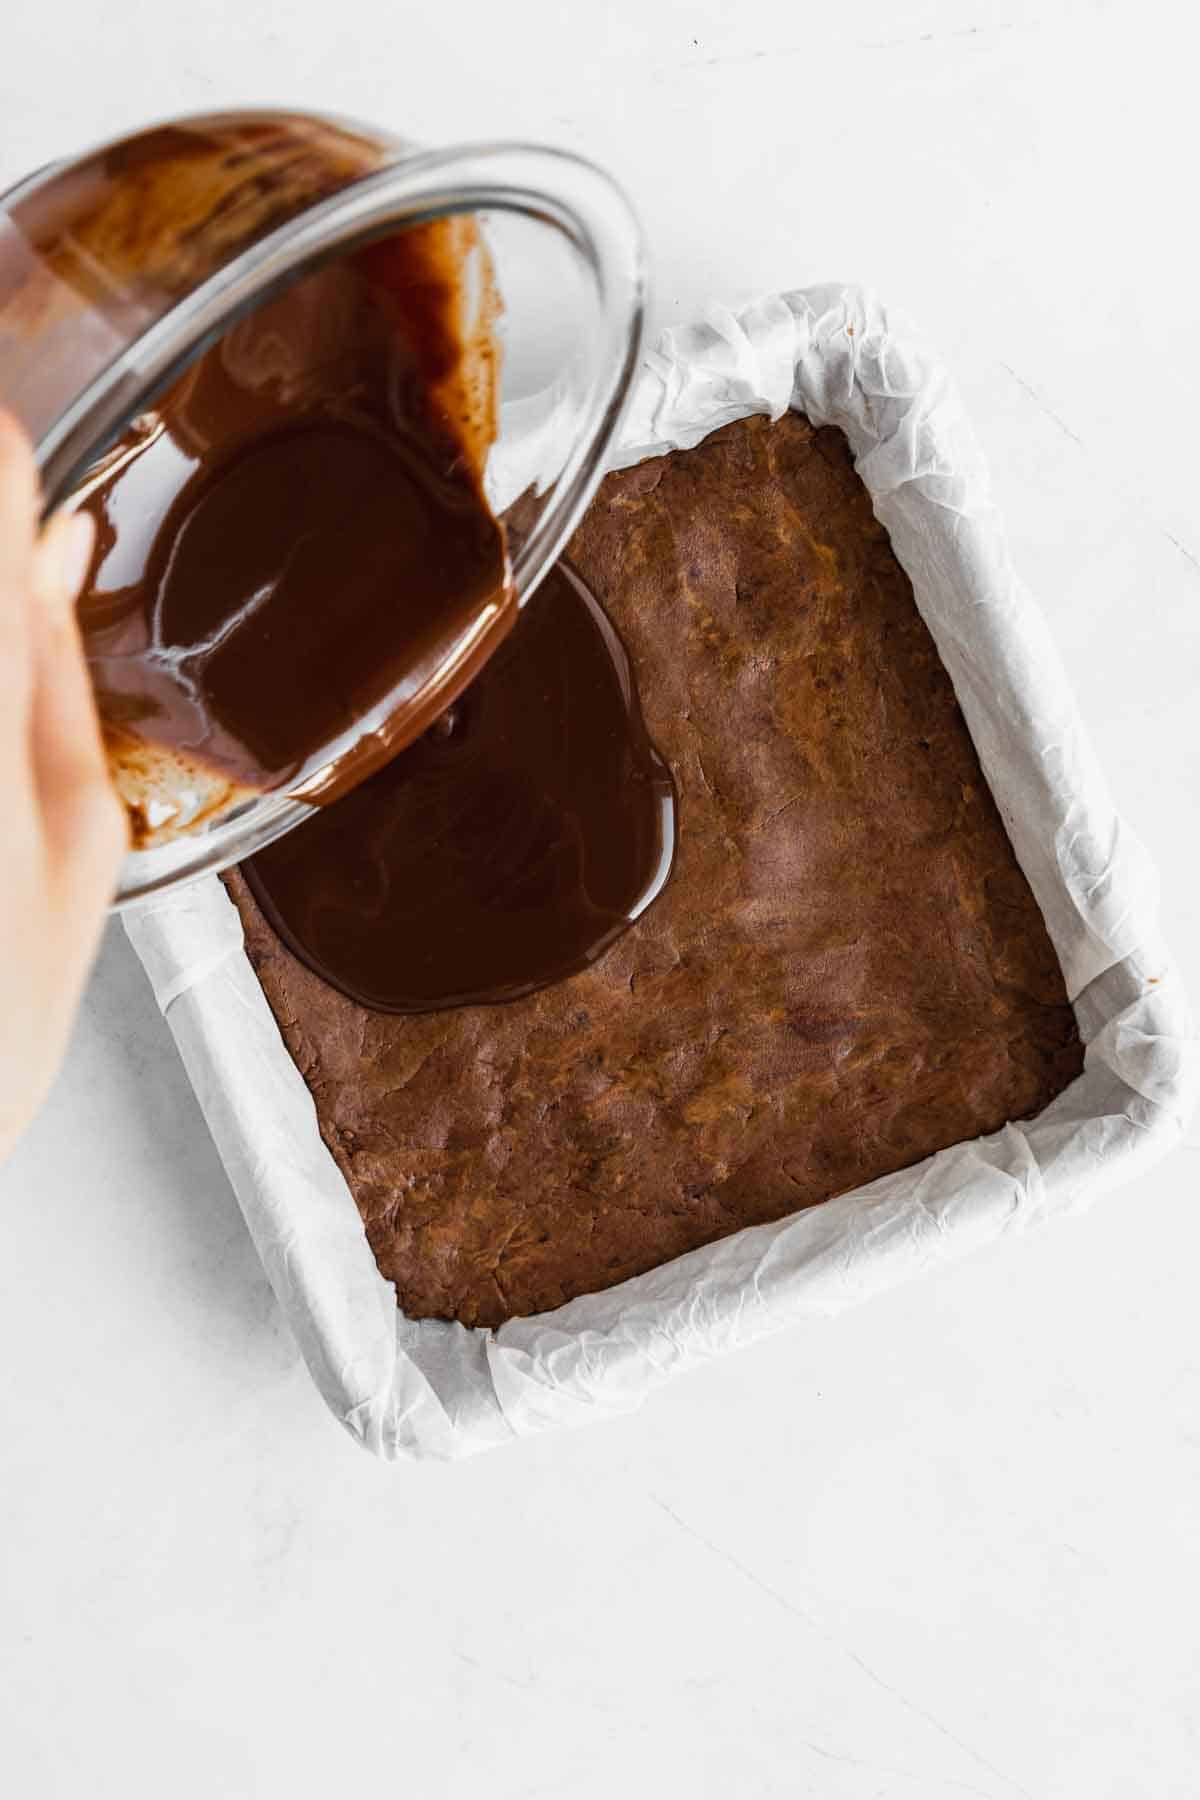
[3,1135,1199,1800]
[0,921,298,1385]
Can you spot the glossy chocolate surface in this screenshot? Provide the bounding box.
[242,562,677,1011]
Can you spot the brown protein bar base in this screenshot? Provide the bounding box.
[226,412,1084,1328]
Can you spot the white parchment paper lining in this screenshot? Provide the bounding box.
[123,285,1199,1460]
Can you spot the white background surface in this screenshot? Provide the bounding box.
[2,3,1198,1795]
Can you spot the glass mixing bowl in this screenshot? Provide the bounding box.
[0,110,647,905]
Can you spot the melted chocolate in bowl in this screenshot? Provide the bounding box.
[74,220,512,845]
[242,563,677,1011]
[59,160,678,991]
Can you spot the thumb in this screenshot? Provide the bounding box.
[33,508,96,622]
[29,508,126,884]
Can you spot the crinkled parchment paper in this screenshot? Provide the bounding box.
[124,286,1200,1460]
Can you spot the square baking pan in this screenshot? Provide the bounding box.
[124,285,1199,1460]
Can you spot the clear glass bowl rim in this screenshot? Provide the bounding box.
[10,113,649,908]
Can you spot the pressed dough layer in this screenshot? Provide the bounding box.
[228,413,1084,1327]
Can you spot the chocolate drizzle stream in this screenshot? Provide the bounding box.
[242,562,678,1011]
[72,220,510,845]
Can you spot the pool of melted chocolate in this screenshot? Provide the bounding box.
[74,223,511,842]
[242,562,677,1011]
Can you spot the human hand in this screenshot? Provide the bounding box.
[0,410,127,1162]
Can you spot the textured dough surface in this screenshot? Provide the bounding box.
[227,413,1084,1327]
